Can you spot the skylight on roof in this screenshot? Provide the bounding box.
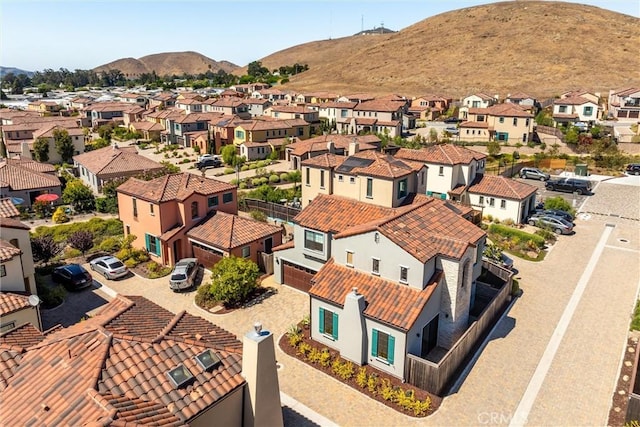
[195,349,222,371]
[166,364,195,388]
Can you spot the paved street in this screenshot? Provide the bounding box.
[40,177,640,426]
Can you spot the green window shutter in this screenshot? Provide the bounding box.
[388,335,395,364]
[154,237,161,256]
[332,312,338,340]
[319,308,325,334]
[145,234,150,251]
[371,329,378,357]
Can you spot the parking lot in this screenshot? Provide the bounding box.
[514,176,590,210]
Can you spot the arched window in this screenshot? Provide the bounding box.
[191,201,199,219]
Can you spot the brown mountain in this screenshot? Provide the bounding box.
[94,51,239,78]
[254,1,639,98]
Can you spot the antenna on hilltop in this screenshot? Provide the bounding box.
[361,15,364,32]
[380,21,384,34]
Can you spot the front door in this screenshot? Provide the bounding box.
[420,315,439,358]
[264,237,273,254]
[173,239,182,264]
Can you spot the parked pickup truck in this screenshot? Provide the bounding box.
[544,177,592,195]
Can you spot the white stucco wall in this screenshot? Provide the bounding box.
[425,164,454,197]
[272,225,328,284]
[469,193,523,223]
[0,257,25,293]
[0,226,35,293]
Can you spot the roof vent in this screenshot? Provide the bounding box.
[166,364,195,388]
[195,349,222,372]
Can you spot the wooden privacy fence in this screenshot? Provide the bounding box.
[405,261,512,395]
[240,198,301,223]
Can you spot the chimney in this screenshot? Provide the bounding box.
[21,142,32,159]
[326,140,335,154]
[242,322,283,427]
[348,138,359,156]
[112,142,118,150]
[340,288,367,364]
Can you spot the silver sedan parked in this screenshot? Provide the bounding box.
[89,255,129,280]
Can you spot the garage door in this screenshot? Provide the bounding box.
[193,244,223,270]
[282,261,316,293]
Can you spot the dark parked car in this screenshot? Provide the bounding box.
[197,158,222,170]
[520,167,550,181]
[626,163,640,175]
[51,264,93,291]
[532,207,575,223]
[545,177,592,195]
[444,116,460,123]
[528,214,574,235]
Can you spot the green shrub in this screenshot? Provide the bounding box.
[297,342,312,357]
[249,210,267,222]
[95,197,118,214]
[99,237,121,253]
[367,374,378,394]
[288,331,303,348]
[252,178,262,187]
[269,174,280,183]
[224,168,236,175]
[62,247,82,259]
[356,367,368,388]
[258,177,269,185]
[489,224,545,249]
[239,182,247,190]
[249,163,258,170]
[52,207,69,224]
[308,348,322,364]
[241,165,249,172]
[631,300,640,331]
[195,284,219,309]
[380,379,396,402]
[534,228,557,243]
[205,256,260,307]
[230,179,239,185]
[319,348,332,367]
[256,160,267,168]
[544,196,575,216]
[124,258,138,268]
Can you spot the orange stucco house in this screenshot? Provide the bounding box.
[116,173,237,266]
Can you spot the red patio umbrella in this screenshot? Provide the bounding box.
[35,193,60,203]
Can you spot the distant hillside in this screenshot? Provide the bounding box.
[0,66,33,78]
[254,1,640,98]
[354,26,396,36]
[93,51,239,78]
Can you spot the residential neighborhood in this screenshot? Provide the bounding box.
[1,2,640,424]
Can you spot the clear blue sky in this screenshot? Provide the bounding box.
[1,0,638,72]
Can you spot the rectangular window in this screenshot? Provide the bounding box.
[149,204,154,215]
[500,200,506,209]
[559,105,567,113]
[372,329,395,364]
[304,230,324,252]
[479,196,484,204]
[145,234,160,256]
[320,170,325,189]
[306,168,310,185]
[420,171,425,185]
[125,225,130,236]
[526,118,530,127]
[0,264,5,277]
[223,192,233,204]
[350,177,355,184]
[132,198,138,218]
[242,246,250,258]
[489,198,495,207]
[235,130,244,139]
[208,195,219,207]
[346,251,354,267]
[438,166,444,176]
[397,179,407,198]
[400,266,408,283]
[499,117,504,124]
[372,258,380,275]
[338,175,343,182]
[513,118,518,126]
[477,115,485,122]
[366,178,373,198]
[0,321,16,333]
[319,307,339,340]
[583,106,593,116]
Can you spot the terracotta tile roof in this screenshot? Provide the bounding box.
[506,92,534,100]
[554,96,593,106]
[6,157,56,173]
[2,118,78,132]
[272,240,295,251]
[117,173,235,203]
[395,144,486,166]
[130,121,165,131]
[294,194,400,233]
[310,259,442,331]
[73,145,165,177]
[354,99,404,113]
[467,175,537,200]
[0,295,245,426]
[333,196,485,262]
[174,112,224,124]
[334,150,416,180]
[0,239,21,262]
[32,125,85,139]
[552,113,579,119]
[301,153,347,169]
[287,134,380,156]
[0,292,29,316]
[269,105,315,114]
[460,121,490,129]
[239,118,308,131]
[0,217,30,229]
[187,211,281,251]
[0,159,61,191]
[354,117,378,125]
[318,101,358,109]
[468,92,495,101]
[0,323,48,350]
[485,103,533,118]
[0,198,20,218]
[612,87,640,97]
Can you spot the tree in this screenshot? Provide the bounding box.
[206,256,260,306]
[288,170,302,191]
[62,179,95,212]
[31,235,62,264]
[544,196,574,214]
[33,137,50,162]
[68,231,94,256]
[53,128,74,163]
[487,140,501,157]
[428,128,439,143]
[221,144,237,165]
